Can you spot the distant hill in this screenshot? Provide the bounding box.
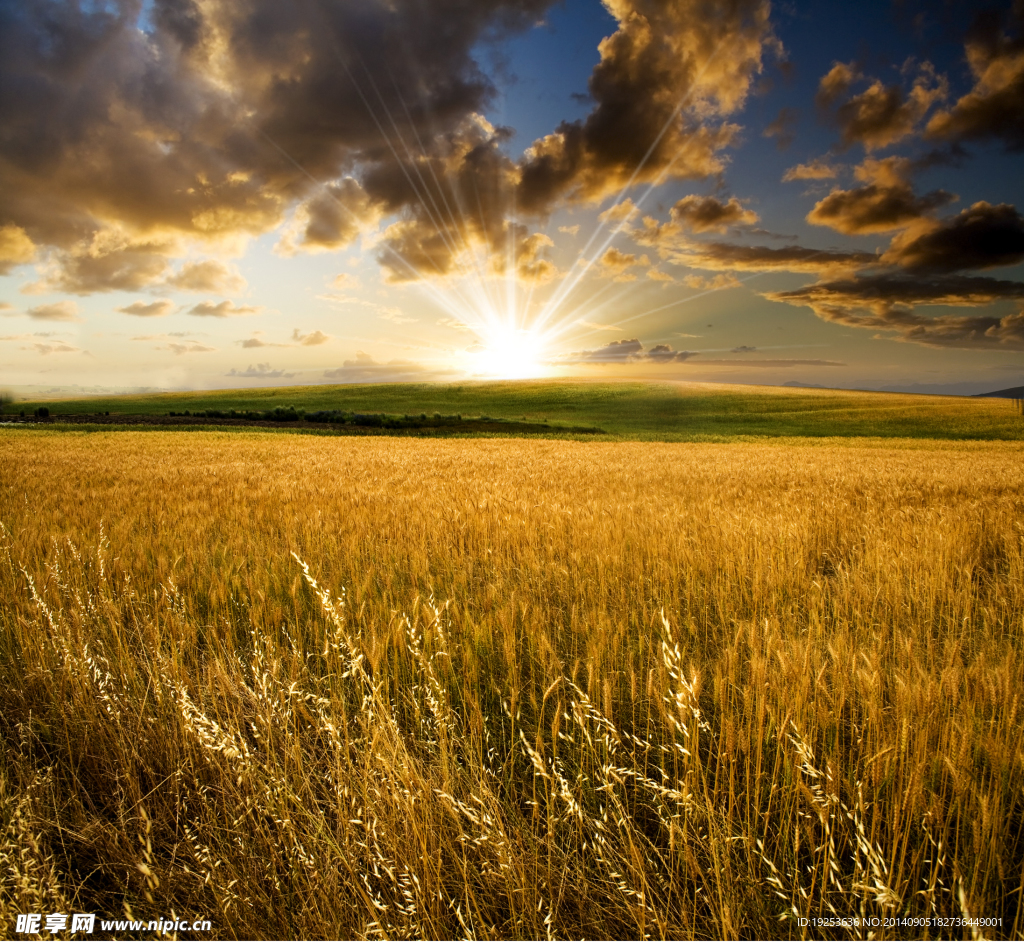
[975,385,1024,399]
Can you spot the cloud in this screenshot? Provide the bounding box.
[693,357,844,367]
[819,60,948,151]
[227,363,296,378]
[277,179,382,255]
[925,10,1024,151]
[669,241,875,274]
[378,308,419,325]
[27,301,81,322]
[558,225,580,236]
[782,158,839,181]
[28,342,80,355]
[598,199,641,224]
[323,351,457,383]
[881,201,1024,272]
[682,273,742,290]
[188,300,261,318]
[816,62,861,108]
[670,195,758,232]
[576,319,622,331]
[36,232,176,295]
[806,157,956,234]
[166,341,216,355]
[517,0,776,211]
[597,247,650,280]
[731,345,757,352]
[437,316,473,332]
[763,106,798,149]
[117,300,175,318]
[0,0,556,288]
[557,338,695,364]
[766,274,1024,349]
[0,225,36,274]
[165,260,247,294]
[292,328,330,346]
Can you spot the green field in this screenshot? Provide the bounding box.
[6,379,1024,440]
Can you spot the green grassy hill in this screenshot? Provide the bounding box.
[6,379,1024,440]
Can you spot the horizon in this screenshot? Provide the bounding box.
[2,0,1023,393]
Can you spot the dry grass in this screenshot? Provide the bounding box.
[0,429,1022,939]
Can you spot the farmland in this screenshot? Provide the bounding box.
[8,379,1024,440]
[1,425,1021,939]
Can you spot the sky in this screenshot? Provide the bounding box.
[1,0,1023,396]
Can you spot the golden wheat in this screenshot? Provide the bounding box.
[0,430,1021,939]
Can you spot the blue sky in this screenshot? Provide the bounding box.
[1,0,1022,395]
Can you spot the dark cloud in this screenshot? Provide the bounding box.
[0,0,556,289]
[670,195,758,232]
[881,201,1024,272]
[925,9,1024,151]
[731,345,757,352]
[669,240,876,274]
[517,0,776,212]
[806,157,956,234]
[766,274,1024,349]
[818,61,947,151]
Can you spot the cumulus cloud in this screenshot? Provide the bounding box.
[806,157,956,234]
[37,232,176,295]
[0,0,555,289]
[597,247,650,281]
[117,300,176,318]
[766,275,1024,349]
[881,201,1024,272]
[782,158,839,181]
[292,328,330,346]
[818,60,948,151]
[0,225,36,274]
[925,10,1024,151]
[165,260,247,294]
[27,301,81,322]
[188,300,261,318]
[517,0,776,211]
[277,179,382,255]
[670,195,759,232]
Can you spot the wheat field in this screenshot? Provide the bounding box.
[1,429,1022,939]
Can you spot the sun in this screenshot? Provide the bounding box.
[471,325,549,379]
